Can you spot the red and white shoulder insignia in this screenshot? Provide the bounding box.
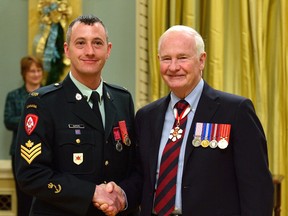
[25,114,39,135]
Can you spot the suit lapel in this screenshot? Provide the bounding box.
[184,82,220,166]
[103,85,117,140]
[148,96,171,185]
[62,76,104,132]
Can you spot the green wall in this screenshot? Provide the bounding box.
[0,0,136,159]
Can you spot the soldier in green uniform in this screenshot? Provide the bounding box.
[15,15,139,216]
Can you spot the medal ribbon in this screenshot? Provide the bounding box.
[217,124,223,142]
[217,124,231,142]
[113,127,121,142]
[173,105,191,126]
[119,120,130,145]
[201,123,207,140]
[206,123,212,140]
[222,124,231,142]
[195,122,203,138]
[211,123,218,140]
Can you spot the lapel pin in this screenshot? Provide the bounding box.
[75,93,82,100]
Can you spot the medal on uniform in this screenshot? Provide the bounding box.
[119,120,131,146]
[201,123,211,148]
[209,123,218,148]
[218,139,228,149]
[116,141,123,152]
[217,124,231,149]
[192,122,203,147]
[113,127,123,152]
[169,104,191,142]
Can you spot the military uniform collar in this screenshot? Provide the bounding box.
[69,72,103,103]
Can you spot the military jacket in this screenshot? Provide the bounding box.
[15,75,137,216]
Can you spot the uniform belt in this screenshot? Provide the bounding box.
[152,214,182,216]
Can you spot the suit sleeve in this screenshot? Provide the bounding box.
[15,95,96,215]
[233,99,274,215]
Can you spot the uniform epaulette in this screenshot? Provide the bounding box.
[30,82,63,98]
[104,82,129,93]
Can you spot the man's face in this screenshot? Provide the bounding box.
[158,31,206,98]
[64,22,112,80]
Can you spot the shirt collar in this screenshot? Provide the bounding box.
[69,72,103,103]
[170,78,204,112]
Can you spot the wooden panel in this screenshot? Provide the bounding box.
[0,160,16,216]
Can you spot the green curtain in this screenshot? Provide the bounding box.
[148,0,288,215]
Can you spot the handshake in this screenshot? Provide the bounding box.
[92,181,126,216]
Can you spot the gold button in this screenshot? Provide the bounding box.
[76,139,80,144]
[105,160,109,166]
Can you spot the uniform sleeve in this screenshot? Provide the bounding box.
[233,99,274,215]
[14,95,96,215]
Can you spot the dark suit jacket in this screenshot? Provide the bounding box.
[125,82,273,216]
[15,75,138,216]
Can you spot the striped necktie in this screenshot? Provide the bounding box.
[154,100,190,216]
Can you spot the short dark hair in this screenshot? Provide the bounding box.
[66,15,109,44]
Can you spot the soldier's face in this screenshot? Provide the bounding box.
[64,22,112,79]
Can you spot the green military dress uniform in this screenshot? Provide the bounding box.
[15,75,138,216]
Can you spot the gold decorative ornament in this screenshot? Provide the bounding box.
[35,0,72,71]
[37,0,72,28]
[48,182,62,193]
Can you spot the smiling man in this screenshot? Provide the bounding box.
[120,25,274,216]
[15,15,139,216]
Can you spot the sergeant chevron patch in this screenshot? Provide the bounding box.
[21,140,42,164]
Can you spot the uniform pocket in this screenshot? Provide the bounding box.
[56,129,97,174]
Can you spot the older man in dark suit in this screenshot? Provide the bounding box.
[119,25,274,216]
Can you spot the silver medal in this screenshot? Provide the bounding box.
[209,139,218,148]
[218,139,228,149]
[192,137,201,147]
[116,141,123,152]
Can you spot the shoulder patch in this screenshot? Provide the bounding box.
[31,82,63,98]
[25,114,39,135]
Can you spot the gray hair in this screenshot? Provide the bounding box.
[158,25,205,57]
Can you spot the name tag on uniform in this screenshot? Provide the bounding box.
[68,124,85,129]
